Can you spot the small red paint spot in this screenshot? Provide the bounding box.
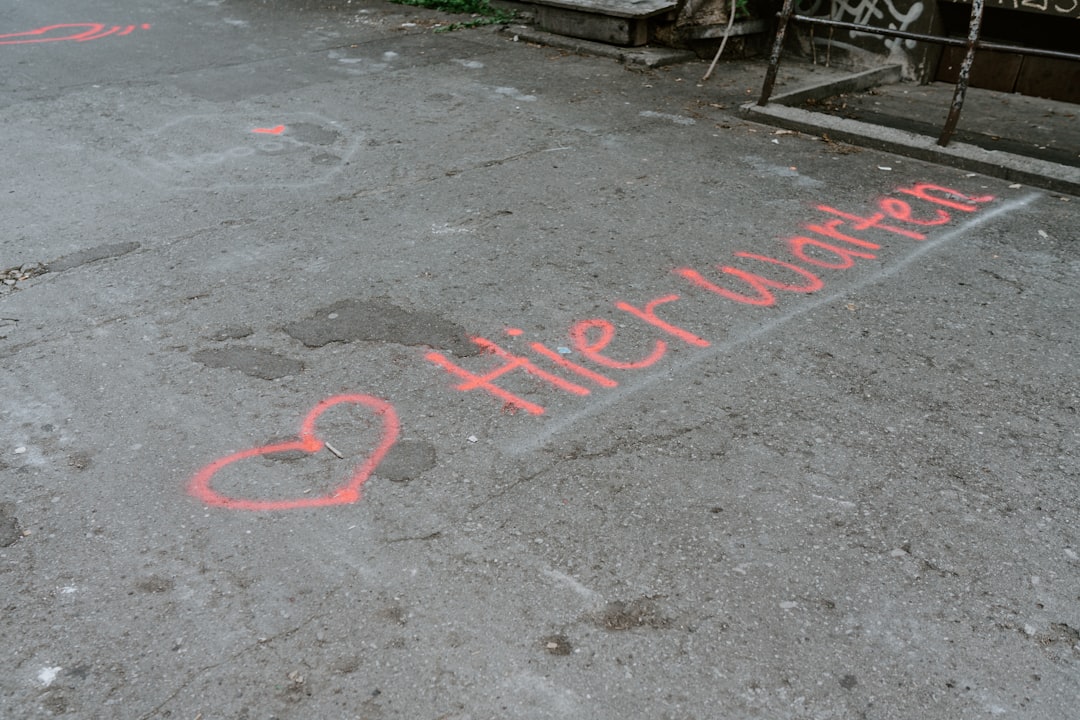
[506,328,523,336]
[252,125,286,135]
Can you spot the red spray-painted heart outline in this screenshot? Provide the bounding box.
[189,394,399,511]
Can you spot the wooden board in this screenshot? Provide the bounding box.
[527,0,677,19]
[936,46,1024,91]
[1016,56,1080,102]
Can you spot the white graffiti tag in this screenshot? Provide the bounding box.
[996,0,1079,16]
[1053,0,1079,15]
[832,0,926,50]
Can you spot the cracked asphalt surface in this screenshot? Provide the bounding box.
[1,0,1078,718]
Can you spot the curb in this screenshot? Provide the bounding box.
[766,65,904,106]
[501,25,697,68]
[745,68,1080,197]
[744,101,1080,197]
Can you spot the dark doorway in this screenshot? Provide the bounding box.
[935,2,1080,103]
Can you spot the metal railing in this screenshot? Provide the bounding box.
[756,0,1080,146]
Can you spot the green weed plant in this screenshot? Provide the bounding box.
[388,0,515,31]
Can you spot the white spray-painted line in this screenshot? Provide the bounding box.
[503,193,1041,456]
[639,110,696,126]
[540,567,605,605]
[743,155,825,188]
[494,87,537,102]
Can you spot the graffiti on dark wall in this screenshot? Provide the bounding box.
[831,0,927,52]
[794,0,938,80]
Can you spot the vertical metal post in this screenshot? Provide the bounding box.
[938,0,984,147]
[757,0,798,106]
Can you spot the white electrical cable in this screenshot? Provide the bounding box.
[701,2,740,81]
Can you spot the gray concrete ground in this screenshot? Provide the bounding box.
[1,1,1078,718]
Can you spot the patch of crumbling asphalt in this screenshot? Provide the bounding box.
[376,440,437,483]
[593,597,672,631]
[192,347,304,380]
[47,241,141,273]
[283,298,476,357]
[0,502,23,547]
[2,242,142,296]
[206,326,254,342]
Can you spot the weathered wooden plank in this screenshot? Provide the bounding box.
[527,0,678,19]
[535,5,653,44]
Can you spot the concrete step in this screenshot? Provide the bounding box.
[525,0,678,46]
